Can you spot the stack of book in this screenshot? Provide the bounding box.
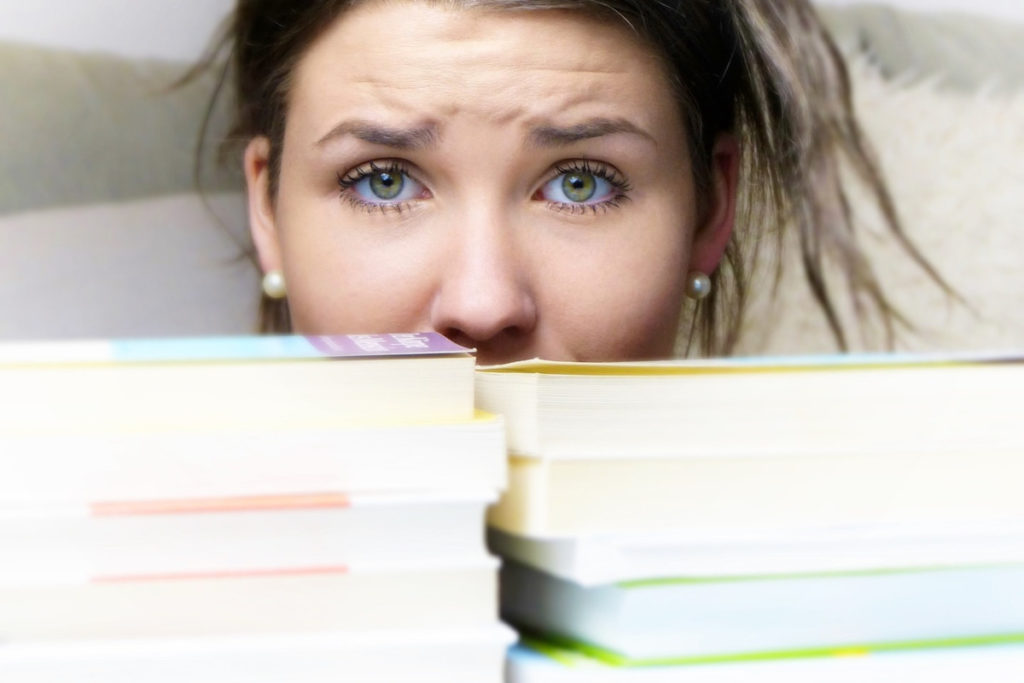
[476,353,1024,680]
[0,333,513,682]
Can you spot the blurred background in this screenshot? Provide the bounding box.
[1,0,1022,350]
[1,0,1020,60]
[0,0,232,60]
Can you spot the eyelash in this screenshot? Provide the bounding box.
[336,160,417,214]
[335,159,633,214]
[544,160,632,215]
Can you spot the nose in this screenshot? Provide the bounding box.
[429,215,538,359]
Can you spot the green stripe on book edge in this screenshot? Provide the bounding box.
[616,563,1024,589]
[519,628,1024,668]
[520,636,586,667]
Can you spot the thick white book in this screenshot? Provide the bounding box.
[0,412,505,504]
[0,624,516,683]
[0,333,474,433]
[1,560,498,640]
[2,491,495,581]
[488,519,1024,585]
[501,561,1024,664]
[478,354,1024,536]
[476,352,1024,459]
[487,448,1024,536]
[506,641,1024,683]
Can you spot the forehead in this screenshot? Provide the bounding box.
[288,2,682,140]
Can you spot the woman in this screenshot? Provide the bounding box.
[200,0,944,364]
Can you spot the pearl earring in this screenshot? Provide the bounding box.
[685,271,712,300]
[261,270,287,300]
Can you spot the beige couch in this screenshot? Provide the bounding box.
[0,41,255,339]
[738,5,1024,355]
[2,5,1022,353]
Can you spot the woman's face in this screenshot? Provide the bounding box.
[245,2,736,364]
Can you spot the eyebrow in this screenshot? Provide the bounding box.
[315,121,439,150]
[528,118,656,147]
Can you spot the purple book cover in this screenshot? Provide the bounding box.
[303,333,471,358]
[0,333,472,365]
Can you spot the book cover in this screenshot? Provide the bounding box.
[487,520,1024,585]
[0,332,469,365]
[506,640,1024,682]
[0,333,476,432]
[502,561,1024,665]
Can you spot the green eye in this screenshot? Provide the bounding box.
[370,171,404,200]
[561,173,597,202]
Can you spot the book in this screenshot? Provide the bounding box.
[488,519,1024,585]
[0,332,474,433]
[477,353,1024,536]
[0,332,509,680]
[0,411,505,504]
[2,491,495,582]
[0,561,498,640]
[0,625,516,683]
[506,640,1024,682]
[477,351,1024,458]
[488,449,1024,536]
[501,561,1024,665]
[482,351,1024,679]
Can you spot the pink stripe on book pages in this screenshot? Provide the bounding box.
[90,493,351,516]
[92,565,350,583]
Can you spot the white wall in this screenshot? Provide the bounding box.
[0,0,1020,60]
[0,0,233,60]
[816,0,1024,23]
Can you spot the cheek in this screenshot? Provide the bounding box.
[272,206,441,335]
[574,180,697,357]
[285,254,440,335]
[535,218,692,359]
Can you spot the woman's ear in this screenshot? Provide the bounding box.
[689,134,739,275]
[243,136,283,275]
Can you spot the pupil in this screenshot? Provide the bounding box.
[562,173,596,202]
[370,171,403,200]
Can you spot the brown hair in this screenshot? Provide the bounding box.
[197,0,949,355]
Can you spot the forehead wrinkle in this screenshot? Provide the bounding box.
[343,63,630,97]
[340,20,637,88]
[346,70,591,129]
[292,5,676,151]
